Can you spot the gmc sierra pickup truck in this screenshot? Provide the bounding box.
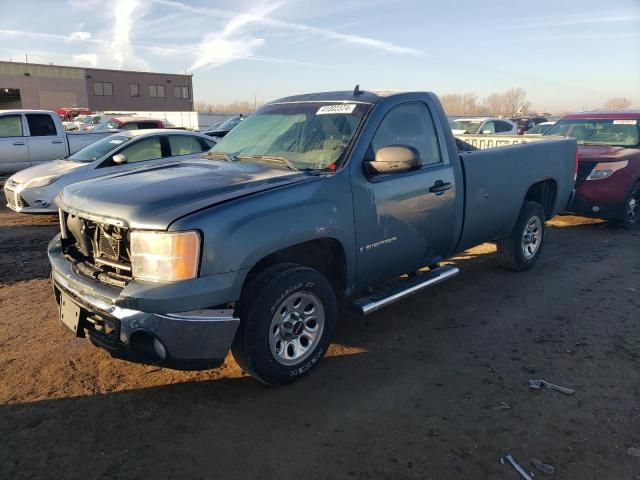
[48,89,577,384]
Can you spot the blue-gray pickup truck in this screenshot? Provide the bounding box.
[48,89,577,384]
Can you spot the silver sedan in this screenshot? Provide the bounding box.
[4,129,216,214]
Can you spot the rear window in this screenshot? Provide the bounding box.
[26,114,57,136]
[168,135,209,156]
[545,118,640,147]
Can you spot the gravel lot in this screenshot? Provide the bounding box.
[1,178,639,479]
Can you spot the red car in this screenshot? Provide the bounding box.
[544,111,640,227]
[93,116,166,131]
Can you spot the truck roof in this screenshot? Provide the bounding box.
[564,111,640,120]
[0,109,58,115]
[270,90,413,105]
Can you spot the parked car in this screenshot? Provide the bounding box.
[524,121,555,135]
[511,115,549,135]
[57,107,92,123]
[450,117,518,135]
[0,110,122,174]
[49,89,576,384]
[75,114,115,131]
[202,115,244,138]
[544,111,640,227]
[93,116,166,132]
[202,122,223,133]
[63,115,89,131]
[4,130,216,214]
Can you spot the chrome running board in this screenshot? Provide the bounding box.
[353,266,459,315]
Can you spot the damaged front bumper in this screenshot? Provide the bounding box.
[48,235,241,370]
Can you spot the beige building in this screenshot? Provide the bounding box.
[0,61,193,112]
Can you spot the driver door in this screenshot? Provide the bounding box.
[351,102,458,286]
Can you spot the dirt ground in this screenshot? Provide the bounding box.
[0,179,638,479]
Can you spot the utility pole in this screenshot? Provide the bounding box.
[25,54,28,63]
[254,94,257,111]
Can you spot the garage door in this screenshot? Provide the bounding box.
[38,90,79,110]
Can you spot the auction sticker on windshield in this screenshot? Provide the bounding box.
[613,120,637,125]
[316,104,357,115]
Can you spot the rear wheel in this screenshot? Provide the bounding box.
[496,201,546,271]
[616,181,640,228]
[232,264,337,385]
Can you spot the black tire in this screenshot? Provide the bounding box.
[614,181,640,228]
[232,263,337,385]
[496,201,546,271]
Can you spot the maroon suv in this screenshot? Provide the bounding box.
[544,111,640,227]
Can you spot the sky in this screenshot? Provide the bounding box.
[0,0,639,112]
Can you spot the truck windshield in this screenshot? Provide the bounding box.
[450,120,482,134]
[67,135,131,162]
[206,102,370,170]
[545,118,640,147]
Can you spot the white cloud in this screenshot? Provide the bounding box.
[72,53,98,67]
[68,31,92,41]
[189,3,280,71]
[153,0,424,56]
[111,0,141,67]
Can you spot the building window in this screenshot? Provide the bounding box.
[173,86,190,99]
[93,82,113,96]
[148,84,165,98]
[130,83,139,97]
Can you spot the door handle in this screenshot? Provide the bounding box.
[429,180,452,195]
[52,140,64,144]
[12,141,25,146]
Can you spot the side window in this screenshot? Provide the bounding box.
[198,137,216,150]
[119,137,162,163]
[481,121,496,134]
[137,121,159,129]
[121,123,138,131]
[26,114,57,136]
[92,117,102,124]
[0,115,23,137]
[495,121,513,133]
[371,103,441,166]
[168,135,207,156]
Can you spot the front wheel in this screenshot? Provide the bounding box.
[615,181,640,228]
[232,264,337,385]
[496,201,546,271]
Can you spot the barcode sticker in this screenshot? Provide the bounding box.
[612,120,637,125]
[316,104,357,115]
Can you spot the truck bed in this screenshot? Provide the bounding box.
[455,137,576,252]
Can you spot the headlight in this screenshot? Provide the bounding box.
[586,161,628,181]
[23,174,61,189]
[130,230,201,282]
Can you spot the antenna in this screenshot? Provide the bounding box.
[353,84,363,96]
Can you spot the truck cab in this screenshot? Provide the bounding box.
[0,110,67,173]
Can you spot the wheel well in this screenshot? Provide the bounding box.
[525,179,557,219]
[245,239,347,296]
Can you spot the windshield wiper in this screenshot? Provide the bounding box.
[235,154,297,171]
[202,151,235,162]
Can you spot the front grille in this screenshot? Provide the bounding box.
[61,211,132,287]
[576,162,595,187]
[4,188,28,209]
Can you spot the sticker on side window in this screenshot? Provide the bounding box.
[316,104,357,115]
[109,139,124,144]
[612,120,638,125]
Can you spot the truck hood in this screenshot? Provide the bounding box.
[578,144,640,162]
[58,158,314,230]
[11,159,86,185]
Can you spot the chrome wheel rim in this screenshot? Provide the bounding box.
[627,190,639,220]
[521,216,542,260]
[269,291,325,366]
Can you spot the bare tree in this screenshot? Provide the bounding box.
[483,93,506,117]
[503,88,528,116]
[603,97,632,110]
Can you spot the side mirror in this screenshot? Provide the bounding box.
[481,129,492,134]
[366,145,420,175]
[112,154,127,165]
